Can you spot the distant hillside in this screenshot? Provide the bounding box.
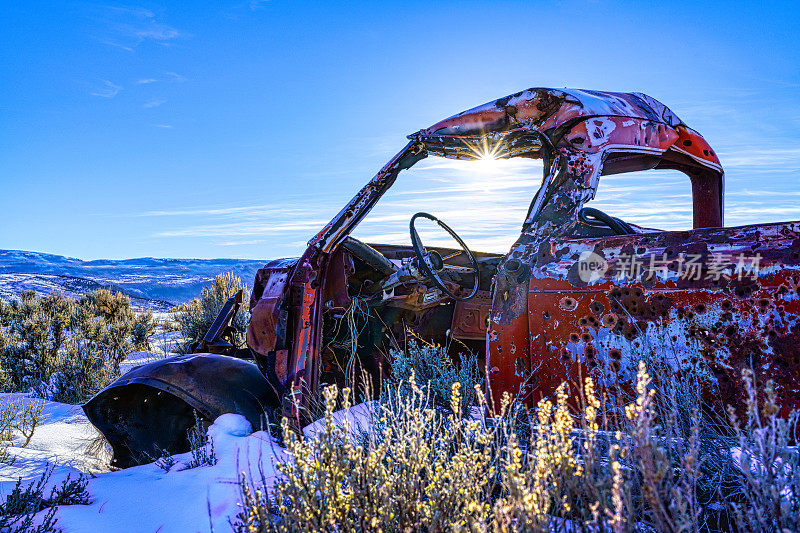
[0,250,274,311]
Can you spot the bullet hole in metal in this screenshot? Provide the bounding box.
[602,313,618,328]
[584,344,597,359]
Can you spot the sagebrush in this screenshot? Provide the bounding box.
[0,290,155,403]
[172,272,250,354]
[0,463,89,533]
[386,339,480,416]
[236,351,798,532]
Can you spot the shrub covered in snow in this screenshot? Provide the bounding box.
[186,411,217,469]
[0,464,89,533]
[172,272,250,354]
[0,290,155,403]
[236,362,799,532]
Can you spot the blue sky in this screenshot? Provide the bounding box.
[1,0,798,260]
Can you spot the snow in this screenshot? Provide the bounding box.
[0,378,387,533]
[0,394,107,479]
[0,394,288,532]
[302,400,377,442]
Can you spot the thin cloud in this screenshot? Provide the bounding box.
[720,148,800,169]
[213,239,265,246]
[91,79,122,98]
[140,203,324,218]
[143,98,167,108]
[153,124,173,129]
[91,5,185,51]
[142,139,800,256]
[134,72,188,86]
[165,72,187,83]
[155,220,328,238]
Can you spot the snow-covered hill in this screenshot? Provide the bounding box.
[0,250,271,310]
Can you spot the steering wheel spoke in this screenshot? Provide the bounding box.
[409,212,480,301]
[443,264,477,273]
[440,250,463,262]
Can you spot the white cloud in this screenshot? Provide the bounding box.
[90,79,122,98]
[164,72,187,83]
[92,6,185,51]
[137,78,158,84]
[142,98,167,108]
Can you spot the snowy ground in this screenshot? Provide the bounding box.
[0,394,289,532]
[0,335,296,533]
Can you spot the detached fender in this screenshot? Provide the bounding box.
[83,353,278,468]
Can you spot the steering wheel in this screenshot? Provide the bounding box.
[578,207,636,236]
[409,212,480,301]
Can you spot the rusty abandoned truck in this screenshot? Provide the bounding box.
[84,87,800,467]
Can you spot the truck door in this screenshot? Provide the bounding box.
[528,222,800,415]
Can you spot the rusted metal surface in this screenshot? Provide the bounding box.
[489,222,800,416]
[248,258,296,383]
[451,290,493,340]
[83,353,277,467]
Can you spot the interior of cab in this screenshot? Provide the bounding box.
[318,230,503,395]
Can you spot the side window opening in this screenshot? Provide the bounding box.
[584,169,694,233]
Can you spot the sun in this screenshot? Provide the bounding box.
[468,137,506,173]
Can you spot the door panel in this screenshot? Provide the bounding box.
[525,221,800,415]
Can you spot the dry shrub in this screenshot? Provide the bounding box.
[0,463,90,533]
[0,399,46,464]
[236,376,498,532]
[185,411,217,469]
[0,399,45,448]
[236,357,800,532]
[727,370,800,532]
[172,272,250,353]
[0,289,155,403]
